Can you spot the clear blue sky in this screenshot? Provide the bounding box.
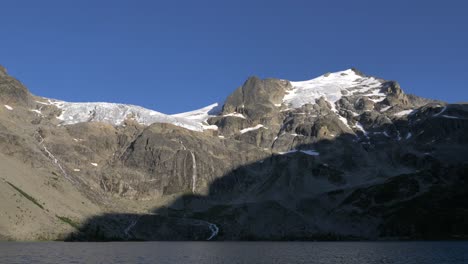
[1,0,467,113]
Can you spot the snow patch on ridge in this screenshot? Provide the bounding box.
[394,110,415,117]
[337,115,352,130]
[354,122,369,137]
[380,106,392,112]
[223,112,246,119]
[283,69,385,133]
[49,99,218,132]
[171,103,220,123]
[240,124,265,134]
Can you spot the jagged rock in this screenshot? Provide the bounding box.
[354,97,375,111]
[0,65,7,77]
[381,81,410,106]
[222,77,289,117]
[207,116,249,136]
[0,65,32,106]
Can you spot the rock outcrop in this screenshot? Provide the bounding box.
[0,66,32,106]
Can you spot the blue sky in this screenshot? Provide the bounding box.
[1,0,467,113]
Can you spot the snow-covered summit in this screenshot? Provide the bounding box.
[37,69,389,133]
[283,69,385,109]
[38,99,219,132]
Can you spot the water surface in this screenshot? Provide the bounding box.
[0,241,467,264]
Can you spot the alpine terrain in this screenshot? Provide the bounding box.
[0,65,467,241]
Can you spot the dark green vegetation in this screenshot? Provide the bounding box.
[55,216,80,229]
[6,181,44,209]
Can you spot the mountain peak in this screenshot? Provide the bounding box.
[285,69,384,109]
[350,67,366,77]
[0,65,8,77]
[0,65,33,105]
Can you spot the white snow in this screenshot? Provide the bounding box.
[354,122,368,136]
[171,103,220,123]
[278,150,298,155]
[284,69,384,132]
[337,115,352,130]
[223,112,246,119]
[283,69,383,109]
[30,109,42,115]
[380,106,392,112]
[4,105,13,110]
[50,99,218,132]
[364,87,387,103]
[73,169,81,172]
[202,124,219,130]
[240,124,265,134]
[90,163,98,167]
[394,110,414,117]
[368,97,386,103]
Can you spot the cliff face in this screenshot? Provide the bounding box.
[0,65,467,241]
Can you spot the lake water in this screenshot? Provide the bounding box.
[0,241,467,263]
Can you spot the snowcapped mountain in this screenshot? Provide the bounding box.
[284,69,385,109]
[33,69,389,134]
[36,98,219,132]
[1,64,467,241]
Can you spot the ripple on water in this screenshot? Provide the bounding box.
[0,241,467,264]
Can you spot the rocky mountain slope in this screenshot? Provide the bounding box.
[0,65,467,241]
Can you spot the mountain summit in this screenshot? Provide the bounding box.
[0,65,467,241]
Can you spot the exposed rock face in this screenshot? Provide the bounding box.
[104,123,269,199]
[0,66,32,106]
[1,65,467,241]
[208,77,289,140]
[222,76,288,117]
[0,65,7,77]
